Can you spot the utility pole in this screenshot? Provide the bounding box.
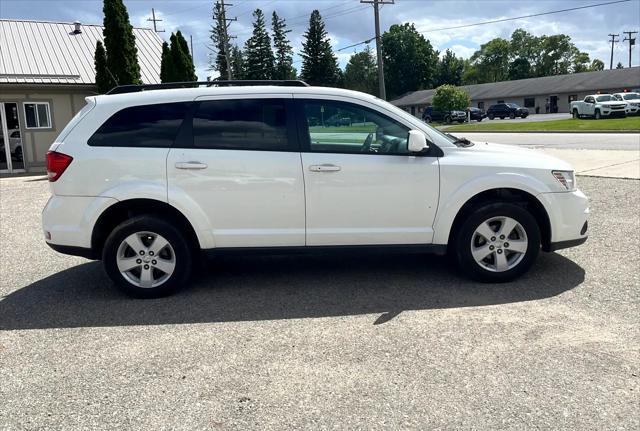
[361,0,394,100]
[622,30,637,68]
[608,33,619,69]
[190,35,194,58]
[220,0,236,80]
[147,8,164,33]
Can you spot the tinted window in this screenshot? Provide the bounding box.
[193,99,289,151]
[89,102,189,147]
[301,100,410,155]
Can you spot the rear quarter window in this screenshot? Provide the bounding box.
[88,102,190,147]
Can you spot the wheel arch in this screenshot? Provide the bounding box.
[91,199,202,258]
[437,187,552,252]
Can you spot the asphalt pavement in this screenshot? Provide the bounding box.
[1,176,639,430]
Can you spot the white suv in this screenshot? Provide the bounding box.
[43,81,589,297]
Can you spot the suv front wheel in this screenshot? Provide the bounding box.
[103,216,193,298]
[453,203,540,282]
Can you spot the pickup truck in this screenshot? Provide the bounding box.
[570,94,627,119]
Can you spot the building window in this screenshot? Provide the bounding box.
[23,102,51,129]
[568,94,578,103]
[524,97,535,108]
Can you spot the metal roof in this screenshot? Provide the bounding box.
[0,19,162,85]
[391,67,640,106]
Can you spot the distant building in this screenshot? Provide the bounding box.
[391,67,640,118]
[0,19,162,174]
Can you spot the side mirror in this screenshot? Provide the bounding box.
[407,130,428,153]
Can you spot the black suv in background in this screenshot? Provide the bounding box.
[487,103,529,119]
[422,106,466,124]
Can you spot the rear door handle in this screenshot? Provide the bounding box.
[175,161,208,170]
[309,164,341,172]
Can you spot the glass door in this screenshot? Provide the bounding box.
[0,102,26,173]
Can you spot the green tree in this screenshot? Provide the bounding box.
[431,85,470,112]
[572,51,591,73]
[272,12,296,80]
[381,23,438,99]
[94,40,115,93]
[537,34,575,76]
[160,41,172,83]
[102,0,140,85]
[210,1,230,79]
[244,9,275,80]
[435,49,464,87]
[616,61,624,69]
[508,58,532,80]
[167,31,197,82]
[468,38,510,83]
[343,47,378,95]
[590,59,605,71]
[300,10,341,86]
[231,45,245,79]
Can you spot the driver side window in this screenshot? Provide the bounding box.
[301,100,410,155]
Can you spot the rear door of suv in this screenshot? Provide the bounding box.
[166,94,305,248]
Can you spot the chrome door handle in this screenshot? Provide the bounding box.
[309,164,341,172]
[175,161,208,170]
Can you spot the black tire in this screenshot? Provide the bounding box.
[509,112,516,119]
[572,109,579,119]
[594,109,601,120]
[102,215,193,298]
[453,202,541,283]
[445,115,452,124]
[424,116,432,123]
[488,113,494,120]
[477,118,483,122]
[499,116,505,120]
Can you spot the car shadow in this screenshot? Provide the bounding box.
[0,252,584,330]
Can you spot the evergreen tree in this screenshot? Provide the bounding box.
[102,0,140,85]
[231,45,245,79]
[210,1,230,78]
[175,31,196,80]
[168,32,197,82]
[244,9,275,80]
[94,40,115,93]
[616,61,624,69]
[160,41,172,83]
[343,47,377,95]
[300,10,341,86]
[272,12,296,80]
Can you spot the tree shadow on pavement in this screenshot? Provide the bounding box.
[0,252,584,330]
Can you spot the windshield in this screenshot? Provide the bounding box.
[507,103,519,108]
[623,93,640,100]
[596,95,613,102]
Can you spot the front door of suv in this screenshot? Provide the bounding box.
[167,95,305,248]
[295,97,440,246]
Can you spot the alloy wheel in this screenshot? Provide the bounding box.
[470,216,528,272]
[116,231,176,288]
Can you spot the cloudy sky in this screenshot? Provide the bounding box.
[2,0,639,80]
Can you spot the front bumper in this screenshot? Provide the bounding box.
[538,188,589,251]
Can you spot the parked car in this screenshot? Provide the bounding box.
[43,82,588,298]
[325,115,352,127]
[486,103,529,120]
[570,94,627,119]
[422,106,466,124]
[0,130,22,161]
[467,107,486,122]
[612,92,640,115]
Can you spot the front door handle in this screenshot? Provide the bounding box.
[309,164,341,172]
[175,161,208,170]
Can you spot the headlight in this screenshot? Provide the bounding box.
[552,170,576,191]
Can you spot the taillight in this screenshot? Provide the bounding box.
[46,151,73,182]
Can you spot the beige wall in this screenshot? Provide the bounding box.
[1,85,94,172]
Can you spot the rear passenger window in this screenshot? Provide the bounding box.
[88,102,189,147]
[193,99,290,151]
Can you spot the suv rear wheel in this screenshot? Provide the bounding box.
[453,203,540,282]
[103,216,192,298]
[509,112,516,119]
[488,113,494,120]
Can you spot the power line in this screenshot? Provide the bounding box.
[417,0,631,33]
[147,8,165,33]
[336,0,633,55]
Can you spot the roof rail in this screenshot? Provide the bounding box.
[107,80,309,95]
